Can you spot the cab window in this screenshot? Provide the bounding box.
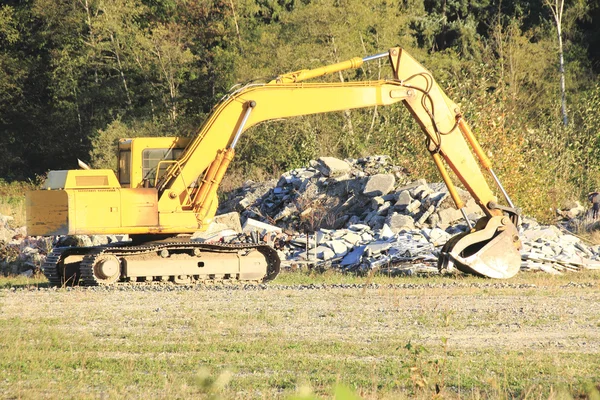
[118,150,131,187]
[142,148,184,187]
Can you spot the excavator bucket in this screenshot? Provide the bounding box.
[438,216,522,279]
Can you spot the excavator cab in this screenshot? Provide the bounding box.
[117,137,191,188]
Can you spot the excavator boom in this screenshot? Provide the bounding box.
[27,47,522,285]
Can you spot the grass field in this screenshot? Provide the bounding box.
[1,270,599,399]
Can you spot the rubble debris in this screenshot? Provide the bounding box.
[4,155,600,278]
[215,155,600,275]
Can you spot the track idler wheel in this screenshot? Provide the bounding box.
[92,254,122,284]
[438,216,522,279]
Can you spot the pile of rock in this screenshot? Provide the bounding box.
[216,156,600,275]
[0,214,51,276]
[219,155,482,233]
[210,214,600,276]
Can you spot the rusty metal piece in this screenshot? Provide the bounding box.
[438,216,522,279]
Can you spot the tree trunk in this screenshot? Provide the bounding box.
[557,27,568,126]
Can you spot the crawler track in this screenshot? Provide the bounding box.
[42,241,280,287]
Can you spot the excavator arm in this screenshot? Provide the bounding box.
[153,47,522,278]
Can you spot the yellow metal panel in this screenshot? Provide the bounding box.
[72,189,121,233]
[64,170,120,189]
[156,211,200,233]
[26,190,69,236]
[120,188,158,227]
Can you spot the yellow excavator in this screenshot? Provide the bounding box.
[26,47,522,286]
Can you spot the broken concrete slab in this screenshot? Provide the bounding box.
[326,239,349,256]
[386,214,415,233]
[316,157,351,177]
[437,207,464,226]
[213,212,243,233]
[342,232,362,246]
[242,218,282,235]
[363,174,395,197]
[394,190,412,211]
[341,245,366,267]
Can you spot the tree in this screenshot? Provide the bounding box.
[544,0,588,126]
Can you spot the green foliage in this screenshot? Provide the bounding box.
[0,0,600,221]
[90,118,179,170]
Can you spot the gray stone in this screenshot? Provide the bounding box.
[426,227,451,245]
[437,207,463,225]
[464,199,483,216]
[575,242,593,257]
[396,179,427,192]
[349,224,370,232]
[422,192,449,209]
[394,190,412,211]
[296,248,318,260]
[411,184,433,199]
[291,237,315,249]
[316,157,352,177]
[406,200,421,214]
[371,196,385,210]
[341,245,367,267]
[417,205,436,226]
[316,230,328,244]
[382,193,398,202]
[316,246,336,260]
[370,216,386,230]
[213,212,243,233]
[90,235,110,246]
[237,198,251,210]
[363,174,395,197]
[361,232,374,242]
[273,204,298,221]
[379,224,395,240]
[427,213,441,228]
[386,214,415,233]
[347,215,362,226]
[559,234,580,245]
[191,229,239,243]
[326,240,349,256]
[522,227,560,242]
[365,241,392,255]
[377,202,392,216]
[343,232,362,246]
[363,210,378,224]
